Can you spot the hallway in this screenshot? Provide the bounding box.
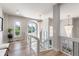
[7,40,66,56]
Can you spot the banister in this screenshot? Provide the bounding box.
[60,36,79,43]
[60,36,79,56]
[28,35,39,41]
[28,35,40,56]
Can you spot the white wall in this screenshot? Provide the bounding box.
[72,18,79,38]
[0,6,3,44]
[0,6,3,17]
[60,3,79,19]
[0,32,2,44]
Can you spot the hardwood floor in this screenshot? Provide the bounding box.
[40,50,67,56]
[8,40,33,56]
[7,40,67,56]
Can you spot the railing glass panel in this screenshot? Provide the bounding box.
[28,35,53,56]
[28,35,40,56]
[60,36,79,56]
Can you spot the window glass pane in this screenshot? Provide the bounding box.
[50,26,53,36]
[14,22,20,36]
[28,23,36,33]
[15,25,20,35]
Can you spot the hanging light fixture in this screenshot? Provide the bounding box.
[64,15,73,37]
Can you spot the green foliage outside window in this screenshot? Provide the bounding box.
[15,26,20,35]
[28,26,36,33]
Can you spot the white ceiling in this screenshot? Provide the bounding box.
[0,3,55,19]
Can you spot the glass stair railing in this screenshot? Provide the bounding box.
[40,39,53,51]
[27,35,53,56]
[60,36,79,56]
[28,34,79,56]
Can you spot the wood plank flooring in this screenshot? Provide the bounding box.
[8,40,32,56]
[40,50,67,56]
[7,40,67,56]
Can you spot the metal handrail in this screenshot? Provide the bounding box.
[29,35,39,40]
[60,36,79,43]
[28,35,53,55]
[60,36,79,56]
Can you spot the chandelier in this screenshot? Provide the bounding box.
[64,15,73,37]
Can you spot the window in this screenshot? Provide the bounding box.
[28,23,36,33]
[50,26,53,37]
[14,22,21,37]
